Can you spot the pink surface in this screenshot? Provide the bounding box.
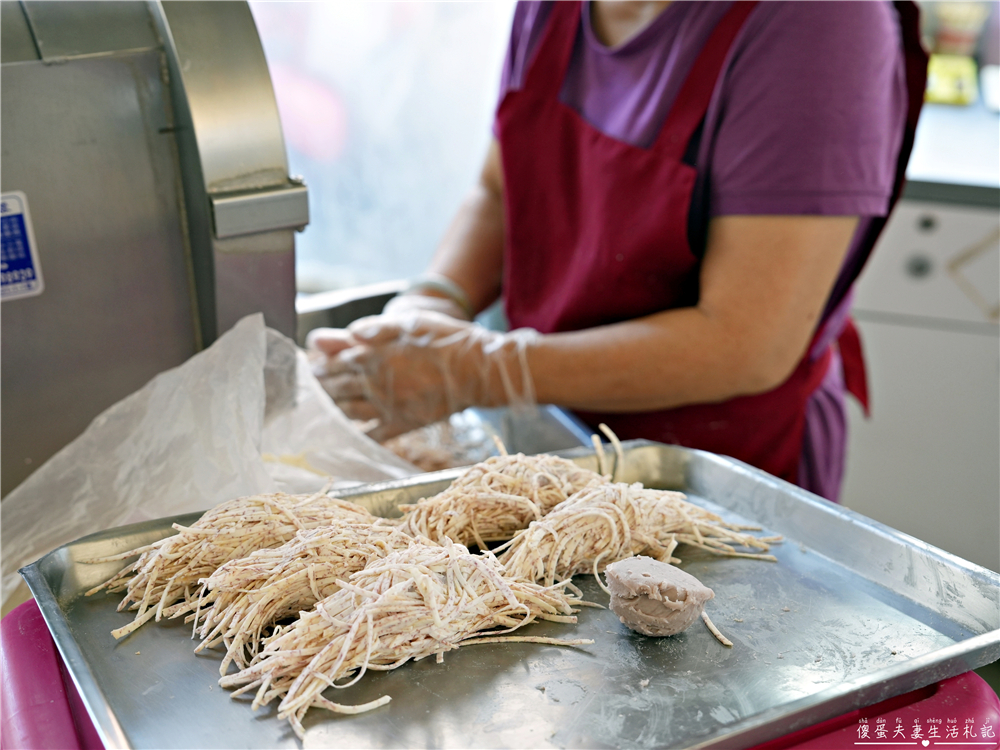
[1,599,102,750]
[1,597,996,749]
[748,670,1000,750]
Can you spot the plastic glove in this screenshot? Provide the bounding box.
[381,292,472,321]
[307,311,537,442]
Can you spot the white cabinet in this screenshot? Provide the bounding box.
[843,194,999,572]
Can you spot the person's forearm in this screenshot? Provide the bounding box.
[526,307,784,412]
[524,214,858,413]
[427,184,505,315]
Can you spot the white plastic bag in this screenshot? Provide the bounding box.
[1,314,418,605]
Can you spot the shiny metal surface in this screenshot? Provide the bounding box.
[212,182,309,239]
[470,405,595,459]
[295,281,408,346]
[153,0,300,341]
[1,2,39,63]
[156,1,287,194]
[22,1,158,60]
[22,442,1000,749]
[2,1,304,496]
[0,49,198,497]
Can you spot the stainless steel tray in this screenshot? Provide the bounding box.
[21,441,1000,749]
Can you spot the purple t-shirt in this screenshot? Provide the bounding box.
[496,1,908,501]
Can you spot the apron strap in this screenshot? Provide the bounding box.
[520,1,583,100]
[837,317,870,417]
[655,1,759,158]
[822,2,927,418]
[822,1,928,316]
[522,1,760,159]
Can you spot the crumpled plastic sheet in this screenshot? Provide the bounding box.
[1,313,419,606]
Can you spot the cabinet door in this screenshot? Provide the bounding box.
[844,200,999,572]
[853,200,998,325]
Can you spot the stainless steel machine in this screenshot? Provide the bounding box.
[1,1,308,496]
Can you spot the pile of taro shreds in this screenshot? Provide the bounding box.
[396,451,605,547]
[219,539,590,738]
[86,440,778,738]
[193,521,415,674]
[85,489,374,638]
[496,480,777,588]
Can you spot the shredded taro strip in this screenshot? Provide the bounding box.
[84,489,373,638]
[193,521,414,674]
[396,451,604,548]
[495,481,779,590]
[219,539,591,738]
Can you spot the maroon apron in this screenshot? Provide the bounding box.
[495,1,926,486]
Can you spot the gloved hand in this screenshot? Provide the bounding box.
[307,311,538,442]
[381,292,472,321]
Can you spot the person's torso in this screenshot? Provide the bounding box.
[497,0,908,334]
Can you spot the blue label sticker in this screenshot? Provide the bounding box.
[1,191,44,300]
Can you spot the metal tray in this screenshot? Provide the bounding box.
[21,441,1000,749]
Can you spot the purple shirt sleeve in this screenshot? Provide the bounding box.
[705,1,907,218]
